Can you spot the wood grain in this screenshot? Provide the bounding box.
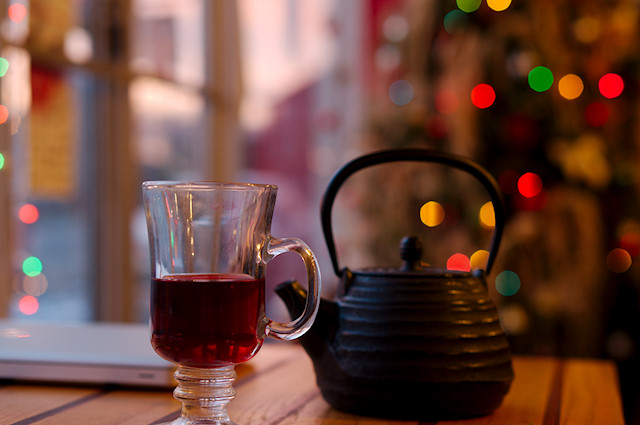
[0,344,626,425]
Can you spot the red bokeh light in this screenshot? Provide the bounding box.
[585,101,610,127]
[517,172,543,198]
[498,169,519,194]
[19,295,39,315]
[471,84,496,109]
[447,253,471,272]
[435,89,459,114]
[8,3,27,23]
[599,73,624,99]
[18,204,39,224]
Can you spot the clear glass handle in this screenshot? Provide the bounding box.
[265,237,321,340]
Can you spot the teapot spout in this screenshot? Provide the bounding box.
[275,280,338,358]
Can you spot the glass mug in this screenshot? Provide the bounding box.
[143,181,321,425]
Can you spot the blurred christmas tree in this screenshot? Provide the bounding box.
[352,0,640,421]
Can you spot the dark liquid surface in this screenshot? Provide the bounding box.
[151,273,265,367]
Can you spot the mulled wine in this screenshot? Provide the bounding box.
[151,273,265,367]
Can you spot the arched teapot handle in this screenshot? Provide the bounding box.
[321,149,506,276]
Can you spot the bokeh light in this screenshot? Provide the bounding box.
[607,248,632,273]
[444,10,468,34]
[382,15,409,42]
[599,73,624,99]
[479,201,495,228]
[457,0,481,13]
[8,3,28,23]
[420,201,445,227]
[0,105,8,124]
[22,274,48,296]
[0,57,9,77]
[528,66,554,92]
[487,0,512,12]
[18,295,39,315]
[498,169,519,194]
[495,270,521,296]
[471,84,496,109]
[64,27,93,64]
[22,256,43,277]
[447,253,471,272]
[389,80,414,106]
[0,152,5,170]
[18,204,39,224]
[518,172,543,198]
[585,101,610,127]
[435,89,459,114]
[558,74,584,100]
[499,303,530,335]
[573,16,601,44]
[470,250,490,270]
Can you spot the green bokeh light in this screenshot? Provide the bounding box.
[23,256,43,277]
[0,58,8,77]
[528,66,554,92]
[0,153,5,170]
[457,0,481,13]
[495,270,521,296]
[444,10,468,34]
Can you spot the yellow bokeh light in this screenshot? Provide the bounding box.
[558,74,584,100]
[487,0,511,12]
[470,250,490,270]
[573,16,601,44]
[420,201,445,227]
[479,201,495,228]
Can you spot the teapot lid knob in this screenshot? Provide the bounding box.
[399,236,423,272]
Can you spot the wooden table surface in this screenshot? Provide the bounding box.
[0,342,626,425]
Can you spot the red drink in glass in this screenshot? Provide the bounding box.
[151,273,265,367]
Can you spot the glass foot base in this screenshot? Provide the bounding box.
[166,365,239,425]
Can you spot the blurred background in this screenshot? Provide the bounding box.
[1,0,639,422]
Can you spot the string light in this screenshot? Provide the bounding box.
[435,89,459,114]
[389,80,414,106]
[0,57,8,77]
[0,105,8,124]
[470,250,489,270]
[517,172,543,198]
[447,253,471,272]
[558,74,584,100]
[599,73,624,99]
[22,256,43,277]
[479,201,495,228]
[585,101,610,127]
[18,295,39,315]
[18,204,39,224]
[528,66,554,92]
[444,10,468,35]
[457,0,481,13]
[471,84,496,109]
[495,270,521,296]
[607,248,632,273]
[487,0,512,12]
[420,201,445,227]
[8,3,28,24]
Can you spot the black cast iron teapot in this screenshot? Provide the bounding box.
[276,149,513,420]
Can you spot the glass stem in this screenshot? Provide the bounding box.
[173,365,238,424]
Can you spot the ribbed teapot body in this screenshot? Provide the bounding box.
[314,269,514,420]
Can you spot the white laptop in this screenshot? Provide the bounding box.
[0,320,175,387]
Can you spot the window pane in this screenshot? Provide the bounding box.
[7,64,94,321]
[130,0,205,87]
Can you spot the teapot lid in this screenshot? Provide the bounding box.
[350,235,477,278]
